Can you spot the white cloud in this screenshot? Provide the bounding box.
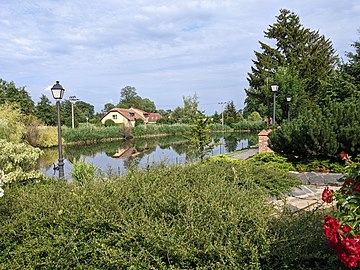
[0,0,358,112]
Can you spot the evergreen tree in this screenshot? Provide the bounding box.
[0,79,35,114]
[344,31,360,90]
[35,94,56,126]
[245,9,337,116]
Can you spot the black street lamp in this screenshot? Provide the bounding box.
[51,81,65,178]
[286,95,292,122]
[271,81,279,125]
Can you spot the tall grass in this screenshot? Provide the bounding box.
[132,123,191,136]
[62,126,121,143]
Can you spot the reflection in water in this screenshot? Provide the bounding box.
[39,132,257,179]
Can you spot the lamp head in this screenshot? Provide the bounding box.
[271,81,279,92]
[51,81,65,100]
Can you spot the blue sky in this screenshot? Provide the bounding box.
[0,0,359,114]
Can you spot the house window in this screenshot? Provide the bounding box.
[112,114,117,120]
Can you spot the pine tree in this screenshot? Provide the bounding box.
[245,9,338,117]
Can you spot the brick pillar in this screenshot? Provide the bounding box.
[258,129,274,153]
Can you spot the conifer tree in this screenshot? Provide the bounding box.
[245,9,338,119]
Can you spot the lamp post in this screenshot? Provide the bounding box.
[69,95,79,128]
[218,102,227,129]
[286,94,292,122]
[218,102,227,154]
[271,81,279,126]
[51,81,65,178]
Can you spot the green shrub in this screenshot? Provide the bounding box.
[0,139,43,184]
[269,99,360,158]
[104,119,115,127]
[70,159,98,184]
[264,209,343,269]
[0,159,301,269]
[249,152,296,172]
[135,118,144,126]
[0,104,24,143]
[37,126,58,147]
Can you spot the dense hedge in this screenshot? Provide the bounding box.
[0,158,327,269]
[269,98,360,158]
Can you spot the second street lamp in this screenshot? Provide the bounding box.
[271,81,279,126]
[69,96,79,128]
[51,81,65,178]
[286,94,292,122]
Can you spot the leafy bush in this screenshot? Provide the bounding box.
[0,159,302,269]
[248,152,296,172]
[0,104,24,143]
[0,139,43,184]
[135,118,144,126]
[104,119,115,127]
[36,126,58,147]
[70,159,98,185]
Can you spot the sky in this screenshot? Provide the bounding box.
[0,0,359,114]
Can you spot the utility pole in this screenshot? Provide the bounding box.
[69,96,79,128]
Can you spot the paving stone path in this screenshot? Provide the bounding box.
[231,148,344,211]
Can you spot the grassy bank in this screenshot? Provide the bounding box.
[0,158,342,269]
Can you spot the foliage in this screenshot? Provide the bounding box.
[117,85,157,112]
[264,209,342,269]
[344,31,360,89]
[184,111,215,161]
[247,111,262,122]
[34,94,56,125]
[0,103,25,143]
[0,79,35,114]
[171,94,199,124]
[70,159,98,185]
[132,124,191,137]
[104,119,115,127]
[322,154,360,268]
[248,152,296,172]
[35,126,58,148]
[0,139,43,184]
[223,100,243,126]
[0,158,302,269]
[62,126,121,142]
[231,120,266,131]
[245,9,338,120]
[135,118,144,126]
[269,98,360,158]
[295,159,346,173]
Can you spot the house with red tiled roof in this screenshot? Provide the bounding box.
[101,107,162,127]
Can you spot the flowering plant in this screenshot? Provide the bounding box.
[0,170,6,198]
[322,153,360,268]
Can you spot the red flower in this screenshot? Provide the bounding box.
[342,224,353,233]
[340,153,347,160]
[336,237,360,268]
[342,179,355,188]
[324,215,341,245]
[353,184,360,192]
[322,187,334,203]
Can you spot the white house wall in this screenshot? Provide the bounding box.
[101,112,135,127]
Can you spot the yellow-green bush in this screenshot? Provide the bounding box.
[36,126,58,147]
[0,104,24,143]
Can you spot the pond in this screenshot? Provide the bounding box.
[38,132,258,179]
